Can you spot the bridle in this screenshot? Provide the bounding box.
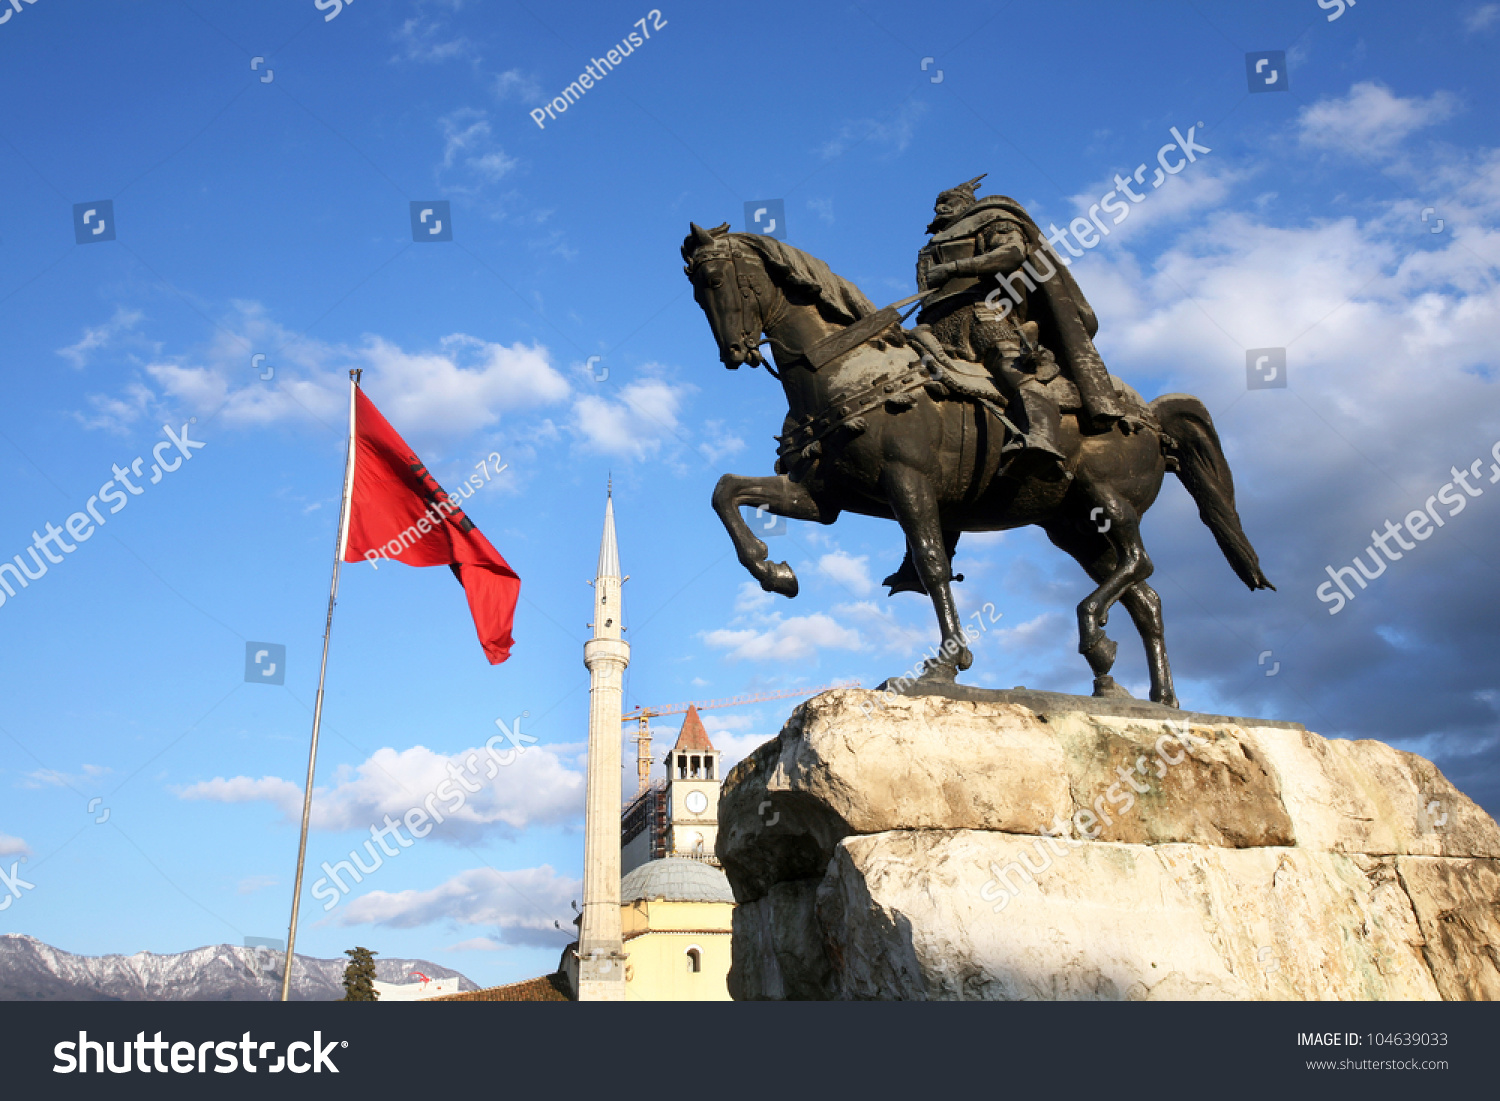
[686,237,784,376]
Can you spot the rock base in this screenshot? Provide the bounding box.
[717,689,1500,1000]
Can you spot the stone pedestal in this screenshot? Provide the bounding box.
[717,689,1500,1001]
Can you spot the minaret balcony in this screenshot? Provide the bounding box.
[584,638,631,670]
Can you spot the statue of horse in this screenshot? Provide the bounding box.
[682,222,1273,707]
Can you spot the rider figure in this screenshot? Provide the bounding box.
[916,175,1125,474]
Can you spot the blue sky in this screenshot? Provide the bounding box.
[2,0,1499,990]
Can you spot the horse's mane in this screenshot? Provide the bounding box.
[684,223,876,325]
[738,231,876,321]
[735,234,875,325]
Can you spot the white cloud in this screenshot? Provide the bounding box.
[817,550,874,596]
[696,419,745,464]
[57,307,145,369]
[363,335,569,434]
[1091,197,1500,424]
[820,100,927,160]
[1062,160,1247,249]
[74,382,154,433]
[179,775,302,813]
[493,69,543,104]
[21,764,111,790]
[446,936,506,951]
[706,569,931,666]
[339,864,578,947]
[393,14,474,64]
[835,600,930,655]
[1464,4,1500,32]
[438,108,517,188]
[237,875,277,895]
[700,712,756,735]
[178,739,584,842]
[703,731,772,771]
[143,364,238,414]
[1298,82,1458,160]
[991,612,1069,652]
[701,612,862,661]
[699,711,779,771]
[733,580,775,614]
[0,834,31,857]
[572,377,686,459]
[82,302,571,442]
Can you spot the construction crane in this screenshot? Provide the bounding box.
[622,681,858,794]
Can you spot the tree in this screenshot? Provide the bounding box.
[341,947,379,1001]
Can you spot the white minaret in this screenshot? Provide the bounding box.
[577,487,629,1001]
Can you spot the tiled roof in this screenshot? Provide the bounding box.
[427,972,572,1002]
[671,705,716,753]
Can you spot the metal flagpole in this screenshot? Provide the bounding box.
[280,368,362,1001]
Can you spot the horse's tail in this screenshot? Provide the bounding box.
[1151,394,1275,592]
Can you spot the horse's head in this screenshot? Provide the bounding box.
[682,222,774,369]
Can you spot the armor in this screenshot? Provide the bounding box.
[916,178,1125,454]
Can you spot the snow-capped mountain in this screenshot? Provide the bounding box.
[0,934,479,1001]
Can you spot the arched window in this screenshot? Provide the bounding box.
[685,947,702,974]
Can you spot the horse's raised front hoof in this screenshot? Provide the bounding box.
[1092,675,1134,699]
[758,560,799,598]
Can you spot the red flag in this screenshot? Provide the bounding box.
[343,387,520,664]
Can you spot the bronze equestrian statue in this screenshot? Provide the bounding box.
[683,179,1273,708]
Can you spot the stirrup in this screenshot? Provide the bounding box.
[1001,444,1069,482]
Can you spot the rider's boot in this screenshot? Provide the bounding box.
[1005,384,1068,480]
[882,554,927,596]
[986,351,1067,480]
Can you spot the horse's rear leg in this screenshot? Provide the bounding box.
[1119,581,1176,708]
[1080,541,1152,694]
[882,464,971,675]
[1046,483,1155,698]
[711,474,836,597]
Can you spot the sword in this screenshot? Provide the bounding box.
[804,290,934,371]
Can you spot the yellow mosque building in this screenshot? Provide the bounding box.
[613,707,733,1000]
[435,493,734,1003]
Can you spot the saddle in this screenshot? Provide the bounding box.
[775,333,1153,483]
[907,326,1152,425]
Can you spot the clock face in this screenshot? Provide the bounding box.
[685,790,709,815]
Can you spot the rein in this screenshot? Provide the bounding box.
[719,239,781,373]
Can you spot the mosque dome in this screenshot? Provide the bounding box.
[621,858,734,904]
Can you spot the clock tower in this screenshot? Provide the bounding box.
[665,706,721,860]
